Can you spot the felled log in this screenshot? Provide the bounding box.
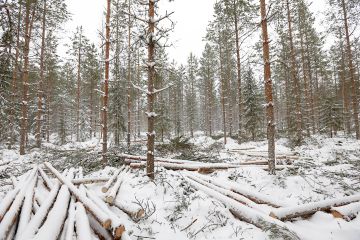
[0,169,36,221]
[112,200,145,221]
[270,193,360,221]
[38,167,54,190]
[120,153,196,165]
[186,173,266,213]
[17,182,61,240]
[44,162,112,229]
[105,169,128,204]
[64,198,76,240]
[193,174,286,208]
[331,202,360,221]
[184,176,299,237]
[129,161,293,172]
[32,185,71,240]
[88,213,113,240]
[85,189,126,239]
[102,166,125,193]
[16,175,37,236]
[0,168,37,238]
[72,177,110,185]
[75,202,93,240]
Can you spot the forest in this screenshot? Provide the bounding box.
[0,0,360,239]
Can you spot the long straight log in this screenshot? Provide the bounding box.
[64,198,76,240]
[193,174,287,208]
[17,182,61,240]
[44,162,112,229]
[72,177,110,185]
[16,174,37,236]
[38,167,54,190]
[184,176,299,237]
[33,185,71,240]
[112,200,145,221]
[120,153,196,165]
[0,169,36,221]
[88,213,113,240]
[102,166,124,193]
[75,202,92,240]
[270,193,360,220]
[0,168,37,239]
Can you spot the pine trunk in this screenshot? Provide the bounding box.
[76,30,82,142]
[127,0,132,150]
[146,0,156,179]
[260,0,276,174]
[102,0,111,163]
[341,0,360,139]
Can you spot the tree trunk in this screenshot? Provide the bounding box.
[286,0,302,144]
[76,28,82,142]
[341,0,360,139]
[127,0,132,150]
[146,0,156,180]
[260,0,276,174]
[102,0,111,163]
[219,31,227,144]
[36,0,47,148]
[233,0,242,140]
[20,0,34,155]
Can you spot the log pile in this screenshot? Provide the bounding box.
[0,163,139,240]
[121,154,295,173]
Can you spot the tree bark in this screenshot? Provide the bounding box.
[76,28,82,142]
[341,0,360,139]
[36,0,47,148]
[146,0,156,180]
[260,0,276,174]
[102,0,111,163]
[127,0,132,150]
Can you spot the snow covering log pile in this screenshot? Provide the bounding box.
[0,163,140,240]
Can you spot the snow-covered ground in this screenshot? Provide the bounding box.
[1,134,360,239]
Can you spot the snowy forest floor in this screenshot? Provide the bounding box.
[1,134,360,240]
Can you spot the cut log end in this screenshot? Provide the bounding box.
[113,225,126,239]
[269,212,278,219]
[331,210,344,219]
[198,168,216,174]
[134,209,145,219]
[105,196,114,205]
[102,219,112,229]
[101,187,108,193]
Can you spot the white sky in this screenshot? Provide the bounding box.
[62,0,328,64]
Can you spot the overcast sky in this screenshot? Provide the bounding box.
[62,0,328,64]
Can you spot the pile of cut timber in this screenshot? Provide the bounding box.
[0,163,142,240]
[121,154,295,173]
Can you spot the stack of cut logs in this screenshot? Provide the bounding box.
[183,172,360,232]
[121,153,297,174]
[0,163,143,240]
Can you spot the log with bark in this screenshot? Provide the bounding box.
[119,153,196,165]
[44,162,112,229]
[270,193,360,220]
[105,169,128,205]
[38,167,54,190]
[102,166,124,193]
[72,177,110,185]
[331,202,360,221]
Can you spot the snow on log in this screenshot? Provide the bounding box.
[193,174,287,208]
[112,199,145,221]
[331,201,360,221]
[5,218,17,240]
[270,193,360,220]
[183,176,298,237]
[185,173,266,213]
[75,202,92,240]
[44,162,112,229]
[10,176,17,188]
[17,182,61,240]
[0,168,37,239]
[0,169,36,221]
[86,189,126,239]
[16,174,37,236]
[64,198,76,240]
[38,167,54,190]
[88,213,113,240]
[102,166,124,193]
[129,161,292,172]
[33,184,71,240]
[119,153,196,165]
[105,169,128,205]
[72,177,110,185]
